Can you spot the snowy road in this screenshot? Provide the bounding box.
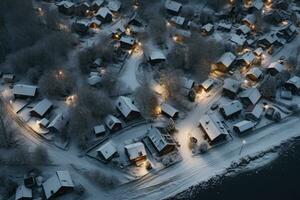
[120,50,144,91]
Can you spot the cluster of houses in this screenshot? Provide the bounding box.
[15,170,74,200]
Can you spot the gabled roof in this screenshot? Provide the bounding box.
[230,34,246,46]
[199,113,229,141]
[254,47,263,56]
[217,52,237,67]
[96,7,112,18]
[160,103,179,118]
[286,76,300,89]
[120,36,136,45]
[239,51,256,65]
[94,125,105,135]
[105,114,122,130]
[202,23,214,32]
[223,78,241,93]
[233,120,255,133]
[116,96,140,118]
[31,99,53,117]
[247,67,263,79]
[220,100,243,116]
[42,171,74,200]
[181,77,195,90]
[91,0,104,7]
[15,185,32,200]
[48,113,68,132]
[218,22,232,30]
[242,14,256,25]
[96,141,117,160]
[165,0,182,13]
[124,142,147,161]
[147,127,176,153]
[246,104,263,119]
[267,62,284,73]
[57,1,74,8]
[240,88,261,105]
[170,16,185,26]
[237,25,251,35]
[149,50,166,61]
[201,78,214,90]
[88,75,102,86]
[12,84,37,97]
[251,0,263,10]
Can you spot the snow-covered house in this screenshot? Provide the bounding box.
[223,78,241,99]
[220,100,243,119]
[217,22,232,31]
[257,32,282,49]
[12,84,38,99]
[201,78,214,92]
[48,113,68,133]
[242,14,256,28]
[96,7,113,23]
[214,52,237,72]
[94,125,106,137]
[267,62,285,76]
[285,76,300,94]
[30,99,53,118]
[88,74,102,87]
[97,141,117,160]
[15,185,32,200]
[201,23,214,35]
[230,34,247,46]
[237,51,256,67]
[248,0,263,13]
[245,104,263,121]
[277,23,297,42]
[253,47,263,57]
[146,127,176,156]
[2,73,15,83]
[124,142,147,165]
[160,103,179,119]
[42,171,74,200]
[89,18,102,29]
[246,67,263,81]
[199,113,229,144]
[233,120,255,134]
[170,16,185,27]
[119,36,136,49]
[165,0,182,15]
[105,115,122,132]
[116,96,140,120]
[38,118,49,128]
[181,77,195,90]
[148,50,166,65]
[236,25,251,35]
[240,88,261,106]
[107,0,121,12]
[56,1,74,15]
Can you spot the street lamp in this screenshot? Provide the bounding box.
[239,140,246,155]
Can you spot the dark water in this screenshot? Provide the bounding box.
[173,137,300,200]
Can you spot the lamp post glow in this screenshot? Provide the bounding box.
[239,140,246,155]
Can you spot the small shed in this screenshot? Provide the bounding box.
[165,0,182,15]
[15,185,32,200]
[233,120,255,134]
[160,103,179,119]
[105,115,122,131]
[97,141,117,160]
[201,23,214,35]
[124,142,147,165]
[94,125,106,137]
[170,16,185,27]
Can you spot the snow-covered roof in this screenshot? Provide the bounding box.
[88,75,102,86]
[254,47,263,56]
[124,142,147,161]
[223,78,240,93]
[170,16,185,26]
[239,51,256,65]
[286,76,300,89]
[246,104,263,120]
[267,62,284,73]
[160,103,179,118]
[15,185,32,200]
[149,50,166,61]
[57,1,74,8]
[91,0,104,7]
[31,98,53,117]
[94,125,105,135]
[240,88,261,105]
[242,14,256,25]
[220,100,243,117]
[48,113,68,132]
[165,0,182,13]
[120,36,136,45]
[12,84,37,97]
[90,18,102,26]
[108,0,121,12]
[218,22,232,30]
[96,7,112,18]
[199,113,229,142]
[96,141,117,160]
[246,67,263,79]
[251,0,263,10]
[147,127,176,153]
[105,115,122,130]
[237,25,251,35]
[181,77,195,90]
[42,171,74,200]
[39,118,49,127]
[75,19,90,27]
[259,33,279,44]
[201,78,214,91]
[2,73,14,80]
[201,23,214,32]
[230,34,246,46]
[233,120,255,133]
[116,96,140,118]
[217,52,237,68]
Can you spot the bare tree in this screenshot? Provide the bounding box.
[259,75,277,99]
